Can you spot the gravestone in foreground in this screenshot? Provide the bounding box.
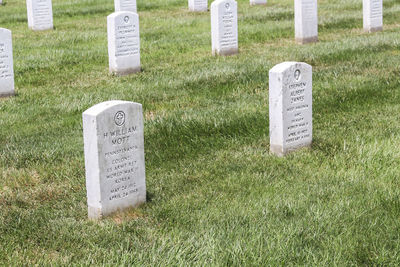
[189,0,208,12]
[108,11,141,75]
[26,0,54,31]
[363,0,382,32]
[115,0,137,13]
[0,28,15,97]
[295,0,318,44]
[250,0,266,5]
[83,100,146,219]
[269,62,312,156]
[211,0,238,56]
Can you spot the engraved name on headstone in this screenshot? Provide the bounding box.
[189,0,208,12]
[107,11,141,75]
[250,0,266,5]
[363,0,382,32]
[26,0,54,31]
[269,62,312,156]
[83,100,146,219]
[0,28,15,97]
[294,0,318,44]
[115,0,137,13]
[211,0,238,56]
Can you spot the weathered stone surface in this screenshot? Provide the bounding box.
[211,0,238,56]
[0,28,14,97]
[363,0,382,32]
[269,62,312,156]
[294,0,318,44]
[250,0,266,5]
[26,0,53,31]
[107,11,141,75]
[83,100,146,219]
[189,0,208,11]
[115,0,137,13]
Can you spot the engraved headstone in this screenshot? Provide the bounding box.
[269,62,312,156]
[189,0,208,12]
[211,0,238,56]
[26,0,54,31]
[250,0,266,5]
[83,100,146,219]
[363,0,382,32]
[0,28,15,97]
[107,11,141,75]
[115,0,137,13]
[294,0,318,44]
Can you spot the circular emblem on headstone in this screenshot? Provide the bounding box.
[294,69,301,81]
[114,111,125,126]
[225,3,230,9]
[124,16,130,23]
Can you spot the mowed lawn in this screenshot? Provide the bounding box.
[1,0,400,265]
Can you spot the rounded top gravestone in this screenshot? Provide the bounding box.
[83,100,146,219]
[269,62,313,156]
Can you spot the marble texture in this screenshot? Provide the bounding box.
[0,28,14,97]
[189,0,208,11]
[115,0,137,13]
[269,62,312,156]
[83,100,146,219]
[211,0,238,56]
[294,0,318,44]
[363,0,383,32]
[107,11,141,75]
[26,0,54,31]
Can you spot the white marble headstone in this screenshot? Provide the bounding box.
[250,0,266,5]
[115,0,137,13]
[0,28,15,97]
[363,0,383,32]
[107,11,141,75]
[294,0,318,44]
[26,0,54,31]
[269,62,312,156]
[0,0,3,5]
[83,100,146,219]
[189,0,208,12]
[211,0,238,56]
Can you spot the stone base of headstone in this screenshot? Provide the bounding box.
[110,66,141,76]
[212,48,238,56]
[270,143,311,157]
[365,26,383,33]
[296,36,318,45]
[0,92,15,98]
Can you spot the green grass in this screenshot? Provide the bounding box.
[1,0,400,265]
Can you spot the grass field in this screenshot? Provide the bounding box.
[1,0,400,265]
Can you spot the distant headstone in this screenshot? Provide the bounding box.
[363,0,382,32]
[115,0,137,13]
[250,0,266,5]
[107,11,141,75]
[0,0,3,5]
[189,0,208,12]
[211,0,238,56]
[294,0,318,44]
[26,0,54,31]
[83,100,146,219]
[0,28,15,97]
[269,62,312,156]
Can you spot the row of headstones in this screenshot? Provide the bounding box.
[82,61,312,219]
[108,0,239,75]
[0,0,384,96]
